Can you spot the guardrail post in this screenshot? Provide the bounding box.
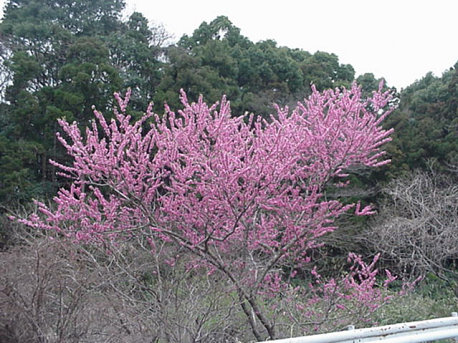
[453,312,458,343]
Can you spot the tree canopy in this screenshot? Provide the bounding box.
[385,64,457,175]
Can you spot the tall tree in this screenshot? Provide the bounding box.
[108,12,170,114]
[0,0,133,204]
[384,63,458,176]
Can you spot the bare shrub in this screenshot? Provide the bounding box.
[89,239,250,343]
[365,170,458,279]
[0,235,104,342]
[2,217,416,342]
[0,228,249,342]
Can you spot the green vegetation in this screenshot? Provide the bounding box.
[386,65,458,176]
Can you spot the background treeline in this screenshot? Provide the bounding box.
[0,1,457,341]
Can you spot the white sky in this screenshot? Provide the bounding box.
[1,0,457,90]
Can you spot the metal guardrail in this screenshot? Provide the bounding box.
[262,312,458,343]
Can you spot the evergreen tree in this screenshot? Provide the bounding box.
[108,12,168,114]
[385,63,458,176]
[0,0,126,204]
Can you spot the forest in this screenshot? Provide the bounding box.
[0,0,457,342]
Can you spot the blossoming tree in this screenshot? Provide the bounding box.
[22,83,395,340]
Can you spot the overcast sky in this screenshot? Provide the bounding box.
[1,0,457,90]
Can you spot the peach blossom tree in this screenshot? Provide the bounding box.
[21,83,396,340]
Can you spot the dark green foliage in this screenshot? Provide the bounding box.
[108,12,166,114]
[385,64,458,176]
[0,0,166,204]
[0,135,40,203]
[1,0,125,36]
